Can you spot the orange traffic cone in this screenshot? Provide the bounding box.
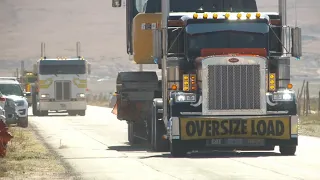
[111,102,118,115]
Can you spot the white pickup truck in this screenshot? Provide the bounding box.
[0,77,29,127]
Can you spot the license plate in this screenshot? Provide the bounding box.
[60,104,66,108]
[206,138,265,146]
[226,138,243,145]
[206,139,222,145]
[247,139,265,146]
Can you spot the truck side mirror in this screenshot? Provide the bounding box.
[152,29,162,63]
[112,0,122,7]
[291,27,302,58]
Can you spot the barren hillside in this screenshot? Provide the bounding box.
[0,0,319,94]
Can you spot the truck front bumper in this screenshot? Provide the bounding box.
[39,101,87,111]
[4,104,28,125]
[170,138,297,152]
[168,115,299,151]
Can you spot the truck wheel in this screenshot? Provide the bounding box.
[33,109,40,116]
[31,94,38,115]
[78,110,86,116]
[280,146,296,156]
[18,117,28,128]
[151,105,169,152]
[128,121,142,145]
[31,85,40,116]
[39,111,48,116]
[32,105,38,116]
[68,111,77,116]
[170,141,187,157]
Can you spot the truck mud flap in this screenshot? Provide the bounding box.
[115,71,159,121]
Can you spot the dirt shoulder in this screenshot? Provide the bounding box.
[299,114,320,137]
[0,125,79,179]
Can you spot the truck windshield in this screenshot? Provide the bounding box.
[39,60,86,75]
[186,22,269,54]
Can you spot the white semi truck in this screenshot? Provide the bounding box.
[31,42,91,116]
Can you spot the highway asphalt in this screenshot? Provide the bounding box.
[30,106,320,180]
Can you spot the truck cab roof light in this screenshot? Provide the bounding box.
[193,13,198,19]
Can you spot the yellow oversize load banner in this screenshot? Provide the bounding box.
[180,117,290,140]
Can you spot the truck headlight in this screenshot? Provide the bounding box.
[41,94,49,98]
[175,93,196,103]
[272,92,294,101]
[77,93,85,98]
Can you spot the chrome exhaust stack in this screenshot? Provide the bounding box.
[76,41,81,58]
[41,42,46,59]
[279,0,287,56]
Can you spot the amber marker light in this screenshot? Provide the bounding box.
[171,84,177,90]
[269,73,276,91]
[237,13,242,19]
[225,13,230,19]
[213,13,218,19]
[190,74,197,91]
[193,13,198,19]
[183,74,190,91]
[256,12,261,19]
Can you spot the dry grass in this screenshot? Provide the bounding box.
[299,114,320,137]
[299,97,320,137]
[0,126,75,179]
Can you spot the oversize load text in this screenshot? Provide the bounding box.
[180,118,290,140]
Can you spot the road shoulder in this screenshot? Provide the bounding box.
[0,125,79,179]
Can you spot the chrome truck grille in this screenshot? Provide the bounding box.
[55,81,71,101]
[202,56,267,115]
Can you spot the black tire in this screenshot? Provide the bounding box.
[31,89,38,116]
[68,111,77,116]
[280,146,296,156]
[18,117,28,128]
[43,110,48,116]
[170,141,188,157]
[128,121,143,145]
[78,110,86,116]
[151,103,169,152]
[39,110,48,116]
